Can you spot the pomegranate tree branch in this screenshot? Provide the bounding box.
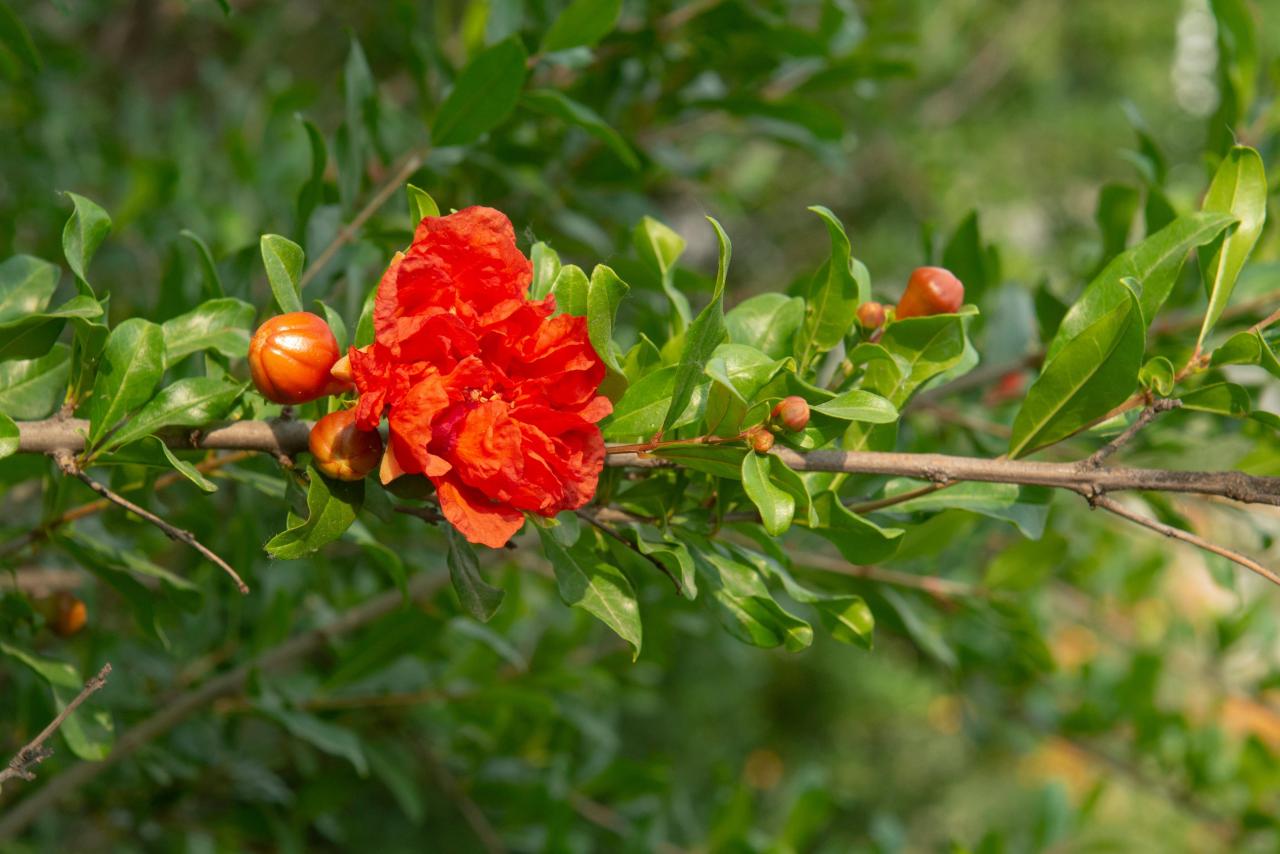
[0,663,111,792]
[50,451,249,595]
[1082,398,1182,469]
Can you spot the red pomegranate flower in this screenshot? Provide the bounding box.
[349,206,611,547]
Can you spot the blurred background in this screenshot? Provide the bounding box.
[2,0,1280,851]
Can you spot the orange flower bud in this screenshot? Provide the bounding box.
[309,408,384,481]
[50,592,87,637]
[770,396,810,433]
[856,301,886,329]
[896,266,964,319]
[249,312,350,404]
[748,427,775,453]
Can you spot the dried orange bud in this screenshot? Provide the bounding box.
[249,312,350,404]
[770,396,810,433]
[309,408,384,481]
[748,427,775,453]
[896,266,964,319]
[50,592,87,637]
[856,301,886,329]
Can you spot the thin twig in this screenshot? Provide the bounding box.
[0,571,450,840]
[797,553,985,601]
[51,452,249,595]
[298,151,425,290]
[576,509,682,595]
[0,663,111,791]
[1082,399,1181,469]
[421,747,506,854]
[1082,492,1280,587]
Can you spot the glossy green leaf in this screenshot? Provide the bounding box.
[540,0,621,52]
[537,527,642,659]
[433,37,528,147]
[0,1,41,72]
[265,467,363,559]
[0,255,60,322]
[725,293,805,360]
[0,411,16,460]
[161,297,255,365]
[0,344,69,419]
[151,439,217,493]
[106,378,244,451]
[0,643,114,762]
[633,216,690,330]
[879,480,1052,540]
[586,264,629,373]
[0,294,102,363]
[1212,330,1280,380]
[406,183,439,223]
[87,318,165,449]
[810,491,903,564]
[522,89,639,169]
[446,526,505,622]
[798,206,866,369]
[1139,355,1175,395]
[260,234,305,314]
[529,242,561,301]
[1197,146,1267,348]
[728,543,873,647]
[631,525,697,599]
[61,192,111,286]
[690,544,812,652]
[812,389,898,423]
[1179,382,1251,418]
[661,217,730,433]
[550,263,589,315]
[861,314,967,407]
[604,367,706,439]
[179,229,225,300]
[1010,283,1144,457]
[1046,212,1233,360]
[741,451,795,535]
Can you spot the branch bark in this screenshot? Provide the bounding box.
[0,572,448,841]
[0,663,111,792]
[15,419,1280,509]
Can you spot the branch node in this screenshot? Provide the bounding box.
[1081,398,1182,470]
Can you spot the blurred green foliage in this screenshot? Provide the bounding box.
[2,1,1280,852]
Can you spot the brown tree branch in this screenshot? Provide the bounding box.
[51,451,250,595]
[0,663,111,792]
[0,571,449,841]
[1082,398,1181,469]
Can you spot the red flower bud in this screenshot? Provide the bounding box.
[249,312,350,404]
[896,266,964,319]
[771,396,810,432]
[48,592,87,637]
[309,408,384,481]
[748,427,775,453]
[856,301,886,329]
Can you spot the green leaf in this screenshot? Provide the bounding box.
[1139,355,1175,395]
[1179,382,1252,418]
[1046,212,1234,360]
[445,526,505,622]
[1094,183,1142,264]
[549,263,589,316]
[633,216,690,330]
[879,480,1052,540]
[941,211,998,301]
[728,543,873,647]
[537,527,642,658]
[1197,146,1267,348]
[586,265,629,374]
[406,183,439,223]
[0,411,17,460]
[104,379,244,452]
[529,242,562,301]
[296,117,329,237]
[433,36,528,147]
[0,1,41,72]
[61,192,112,286]
[741,451,795,536]
[0,644,114,762]
[0,255,60,322]
[653,444,744,479]
[152,439,217,493]
[179,229,225,300]
[540,0,621,52]
[0,294,103,363]
[1212,330,1280,379]
[725,293,805,360]
[810,491,902,564]
[861,314,967,407]
[690,544,812,651]
[0,344,69,419]
[798,206,867,369]
[256,695,368,776]
[522,89,639,169]
[265,467,363,559]
[631,525,698,599]
[260,234,305,314]
[661,217,730,433]
[87,318,165,449]
[1010,283,1144,457]
[161,297,255,365]
[812,389,898,423]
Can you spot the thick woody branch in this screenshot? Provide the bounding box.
[0,663,111,792]
[16,419,1280,510]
